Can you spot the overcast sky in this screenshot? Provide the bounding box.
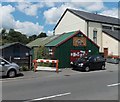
[0,0,119,36]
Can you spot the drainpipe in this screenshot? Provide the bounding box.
[87,21,89,37]
[53,31,55,36]
[112,25,114,31]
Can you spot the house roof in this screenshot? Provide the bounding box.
[26,35,60,48]
[0,42,31,49]
[45,30,99,48]
[54,9,120,30]
[102,29,120,41]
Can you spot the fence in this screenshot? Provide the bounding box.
[106,58,119,64]
[4,56,32,70]
[33,59,59,73]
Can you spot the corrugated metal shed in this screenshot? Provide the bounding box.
[45,30,99,48]
[26,35,60,59]
[45,31,76,47]
[0,42,31,49]
[46,30,99,68]
[27,35,60,48]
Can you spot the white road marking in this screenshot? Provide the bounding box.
[29,92,71,101]
[107,83,120,87]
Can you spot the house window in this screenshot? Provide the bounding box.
[114,27,120,31]
[102,25,112,30]
[93,30,97,43]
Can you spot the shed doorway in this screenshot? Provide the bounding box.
[104,48,108,58]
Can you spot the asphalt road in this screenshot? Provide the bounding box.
[1,63,119,101]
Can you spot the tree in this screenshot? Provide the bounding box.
[1,28,7,39]
[7,29,29,44]
[0,28,48,45]
[29,35,37,42]
[37,32,47,38]
[0,28,8,45]
[1,28,6,35]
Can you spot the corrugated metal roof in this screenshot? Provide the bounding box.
[26,35,60,48]
[45,31,76,47]
[0,42,31,49]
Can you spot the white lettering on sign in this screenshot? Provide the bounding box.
[70,51,85,57]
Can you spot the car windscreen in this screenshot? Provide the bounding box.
[78,56,89,62]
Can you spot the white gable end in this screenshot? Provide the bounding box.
[55,11,87,35]
[102,32,119,56]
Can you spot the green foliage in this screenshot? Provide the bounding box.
[20,66,29,71]
[36,46,50,59]
[29,35,37,42]
[0,28,47,45]
[1,29,29,45]
[38,32,47,38]
[38,62,52,67]
[1,29,6,37]
[7,29,29,44]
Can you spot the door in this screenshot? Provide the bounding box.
[95,56,102,69]
[0,58,10,76]
[89,57,97,69]
[89,56,101,70]
[104,48,108,58]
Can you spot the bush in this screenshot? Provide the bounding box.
[107,55,112,58]
[20,66,29,71]
[38,62,55,67]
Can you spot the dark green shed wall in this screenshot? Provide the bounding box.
[53,33,99,68]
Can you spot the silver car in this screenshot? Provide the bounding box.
[0,57,20,78]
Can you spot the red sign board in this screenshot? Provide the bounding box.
[70,50,88,62]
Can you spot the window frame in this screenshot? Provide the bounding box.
[93,29,97,44]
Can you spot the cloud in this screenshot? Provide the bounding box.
[100,8,118,18]
[15,21,43,36]
[16,2,56,17]
[43,3,74,24]
[0,4,44,36]
[0,4,16,29]
[1,0,25,2]
[47,30,54,36]
[44,7,63,24]
[16,2,43,16]
[85,2,105,11]
[43,1,106,25]
[43,2,55,7]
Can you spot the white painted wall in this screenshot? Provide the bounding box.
[102,32,119,56]
[88,22,102,52]
[55,11,87,35]
[54,11,120,55]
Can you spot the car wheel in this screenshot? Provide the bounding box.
[7,70,16,78]
[101,65,105,70]
[85,66,90,72]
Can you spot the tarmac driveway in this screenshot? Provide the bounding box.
[1,62,119,81]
